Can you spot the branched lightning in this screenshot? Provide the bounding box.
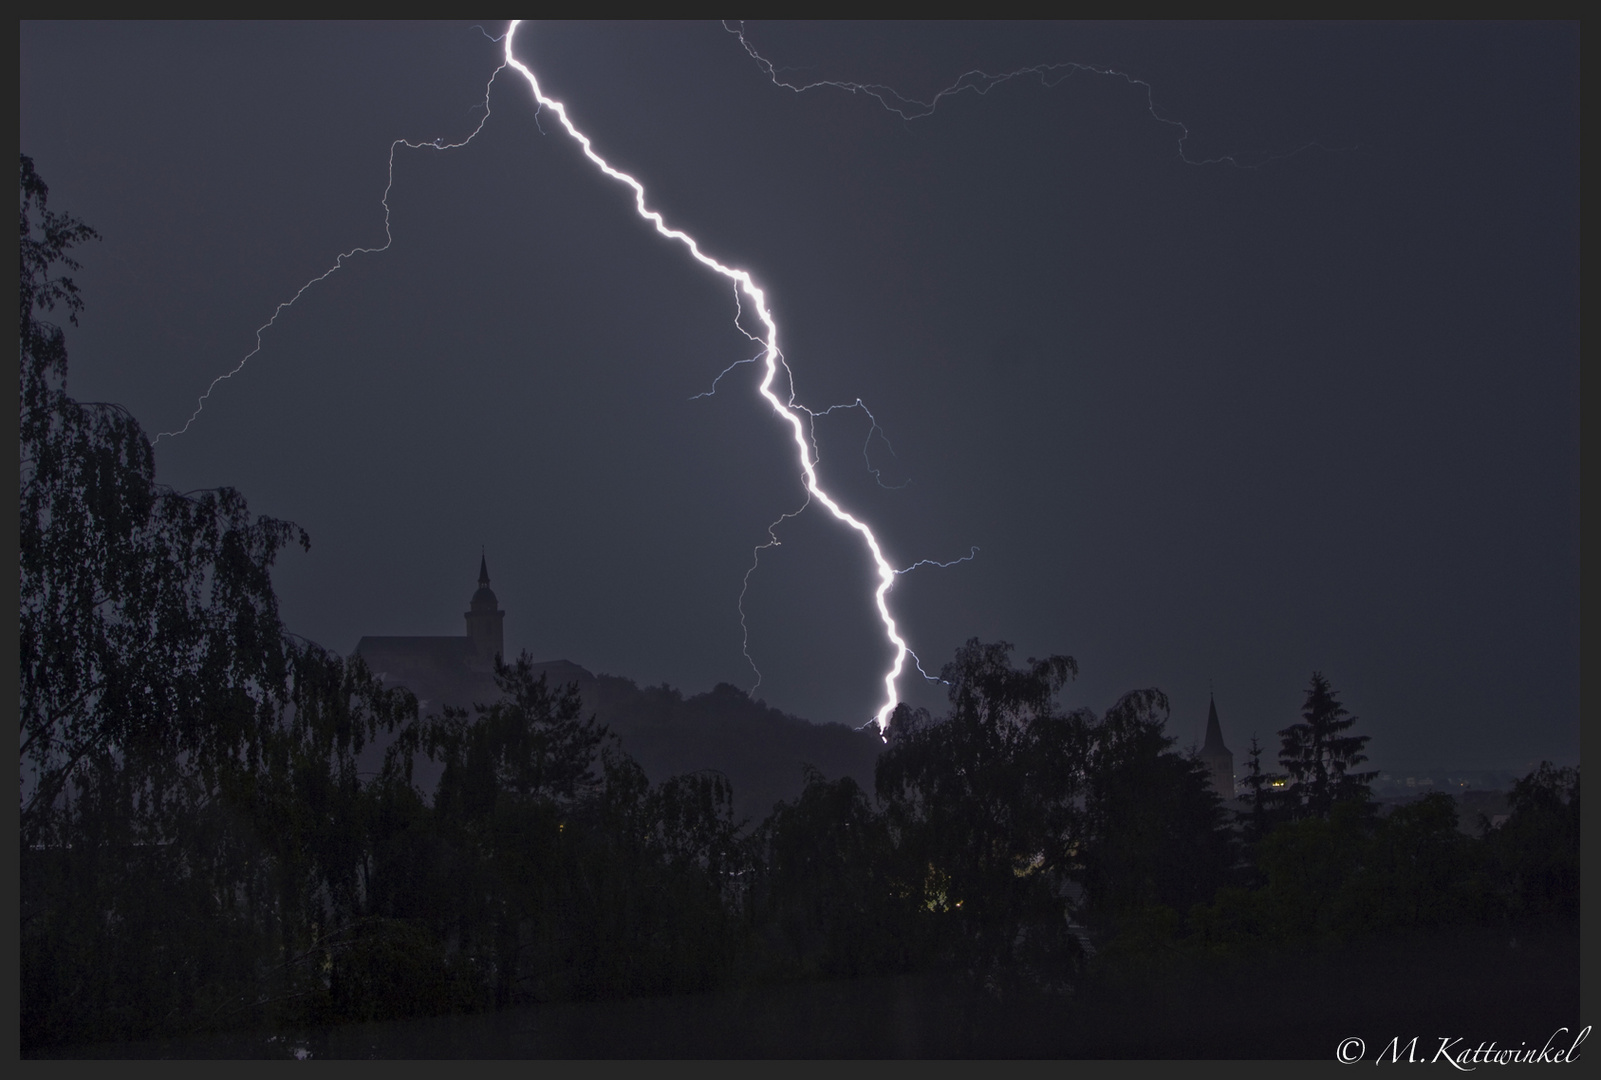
[496,21,922,730]
[138,21,1353,737]
[691,287,771,399]
[907,649,948,685]
[153,61,512,442]
[689,352,764,401]
[157,19,1327,446]
[897,547,980,575]
[737,497,810,697]
[799,399,908,491]
[692,285,908,491]
[166,22,1309,732]
[894,547,981,687]
[725,21,1333,168]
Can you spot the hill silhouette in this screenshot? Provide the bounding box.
[583,674,884,824]
[354,655,882,821]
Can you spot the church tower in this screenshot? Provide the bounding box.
[1200,693,1234,801]
[464,552,505,669]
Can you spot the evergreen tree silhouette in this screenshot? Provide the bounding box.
[1277,672,1377,819]
[1239,733,1287,845]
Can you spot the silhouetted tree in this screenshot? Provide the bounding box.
[369,652,748,1008]
[1486,762,1579,919]
[1277,672,1376,820]
[426,653,609,814]
[404,656,605,1006]
[753,768,910,979]
[1077,689,1236,941]
[1242,799,1372,940]
[1345,792,1489,931]
[875,640,1087,986]
[1238,733,1287,847]
[20,154,413,1050]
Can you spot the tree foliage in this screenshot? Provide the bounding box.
[20,153,407,849]
[868,640,1236,987]
[1238,733,1287,847]
[18,159,753,1037]
[19,158,1574,1052]
[20,154,413,1048]
[874,640,1088,983]
[1077,688,1235,934]
[1277,671,1377,820]
[365,653,746,1010]
[1486,762,1580,919]
[753,768,909,979]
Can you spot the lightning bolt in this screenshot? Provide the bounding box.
[159,21,1307,733]
[157,23,1322,442]
[693,291,908,489]
[497,22,919,731]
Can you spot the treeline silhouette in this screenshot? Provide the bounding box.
[577,674,882,825]
[21,157,1579,1054]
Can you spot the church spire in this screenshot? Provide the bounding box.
[1201,691,1234,800]
[466,549,504,669]
[1203,692,1230,754]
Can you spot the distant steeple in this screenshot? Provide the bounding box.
[465,550,504,669]
[1203,693,1230,755]
[1200,692,1235,800]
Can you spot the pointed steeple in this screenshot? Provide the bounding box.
[1203,693,1230,754]
[466,550,504,669]
[1200,692,1234,800]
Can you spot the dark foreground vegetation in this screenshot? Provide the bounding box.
[554,670,884,826]
[21,157,1580,1057]
[37,920,1580,1059]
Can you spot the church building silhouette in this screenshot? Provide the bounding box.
[354,554,590,717]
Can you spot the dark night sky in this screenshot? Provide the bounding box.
[19,22,1578,772]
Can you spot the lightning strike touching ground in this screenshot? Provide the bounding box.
[498,21,919,731]
[154,22,1038,733]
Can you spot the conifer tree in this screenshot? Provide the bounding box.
[1239,733,1286,844]
[1277,672,1377,819]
